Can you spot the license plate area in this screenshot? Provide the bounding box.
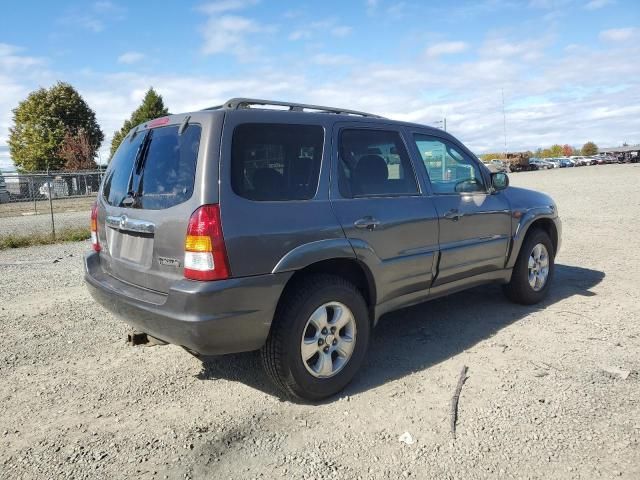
[106,227,154,268]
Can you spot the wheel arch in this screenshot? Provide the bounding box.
[275,257,377,323]
[507,210,559,269]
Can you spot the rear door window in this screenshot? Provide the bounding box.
[102,123,201,209]
[231,124,323,201]
[338,129,418,197]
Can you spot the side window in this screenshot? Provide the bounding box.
[338,129,418,198]
[231,124,324,201]
[413,134,485,194]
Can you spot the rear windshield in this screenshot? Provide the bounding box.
[231,123,323,201]
[103,123,201,209]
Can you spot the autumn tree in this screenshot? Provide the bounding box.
[581,141,598,156]
[562,144,573,156]
[8,82,103,172]
[59,128,98,171]
[110,88,169,158]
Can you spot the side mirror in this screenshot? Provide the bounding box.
[491,172,509,191]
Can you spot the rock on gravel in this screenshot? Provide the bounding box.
[1,164,639,479]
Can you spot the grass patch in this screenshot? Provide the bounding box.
[0,227,91,250]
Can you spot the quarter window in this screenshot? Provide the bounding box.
[231,124,323,201]
[413,135,485,194]
[338,129,418,197]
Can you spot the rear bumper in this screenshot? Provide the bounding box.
[84,252,292,355]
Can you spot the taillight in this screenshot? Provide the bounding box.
[184,205,230,281]
[90,203,100,252]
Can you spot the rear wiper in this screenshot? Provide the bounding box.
[123,130,153,207]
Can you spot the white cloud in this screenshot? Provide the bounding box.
[331,26,353,37]
[58,1,126,33]
[425,41,468,57]
[479,36,550,61]
[585,0,613,10]
[197,0,259,15]
[1,29,640,167]
[201,15,274,58]
[0,44,44,70]
[599,27,635,42]
[117,51,145,64]
[289,18,353,41]
[311,54,355,66]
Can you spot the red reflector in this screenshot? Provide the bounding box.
[184,205,230,281]
[90,203,100,252]
[147,117,170,128]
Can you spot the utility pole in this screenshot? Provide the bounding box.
[434,118,447,131]
[502,88,507,156]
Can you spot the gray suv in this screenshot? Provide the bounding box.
[85,98,561,400]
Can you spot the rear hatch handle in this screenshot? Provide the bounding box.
[106,215,155,234]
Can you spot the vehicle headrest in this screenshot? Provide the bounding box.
[354,154,388,185]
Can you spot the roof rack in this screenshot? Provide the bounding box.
[203,98,383,118]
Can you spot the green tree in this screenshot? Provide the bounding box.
[8,82,103,172]
[581,141,598,156]
[110,88,169,158]
[549,144,563,157]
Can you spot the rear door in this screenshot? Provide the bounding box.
[97,112,223,293]
[330,123,439,304]
[408,131,512,285]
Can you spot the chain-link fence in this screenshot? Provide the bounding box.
[0,170,104,239]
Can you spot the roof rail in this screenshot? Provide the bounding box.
[203,98,383,118]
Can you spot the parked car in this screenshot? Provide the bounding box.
[559,158,575,168]
[84,98,562,401]
[482,158,509,173]
[529,158,552,170]
[545,158,561,168]
[570,156,593,166]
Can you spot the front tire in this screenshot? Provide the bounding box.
[504,229,555,305]
[261,274,370,401]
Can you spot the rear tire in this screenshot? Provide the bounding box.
[261,274,370,402]
[503,229,555,305]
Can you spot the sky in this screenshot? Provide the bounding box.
[0,0,639,169]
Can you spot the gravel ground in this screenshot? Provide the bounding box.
[1,164,639,479]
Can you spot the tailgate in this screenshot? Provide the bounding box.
[96,112,222,293]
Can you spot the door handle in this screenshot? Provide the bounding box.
[444,209,462,221]
[354,217,381,230]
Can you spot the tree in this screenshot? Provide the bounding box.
[562,144,573,157]
[8,82,103,172]
[549,144,563,157]
[110,88,169,158]
[581,141,598,156]
[59,128,97,171]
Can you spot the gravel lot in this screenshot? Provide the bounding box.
[1,164,639,479]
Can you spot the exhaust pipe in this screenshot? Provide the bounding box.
[127,331,149,346]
